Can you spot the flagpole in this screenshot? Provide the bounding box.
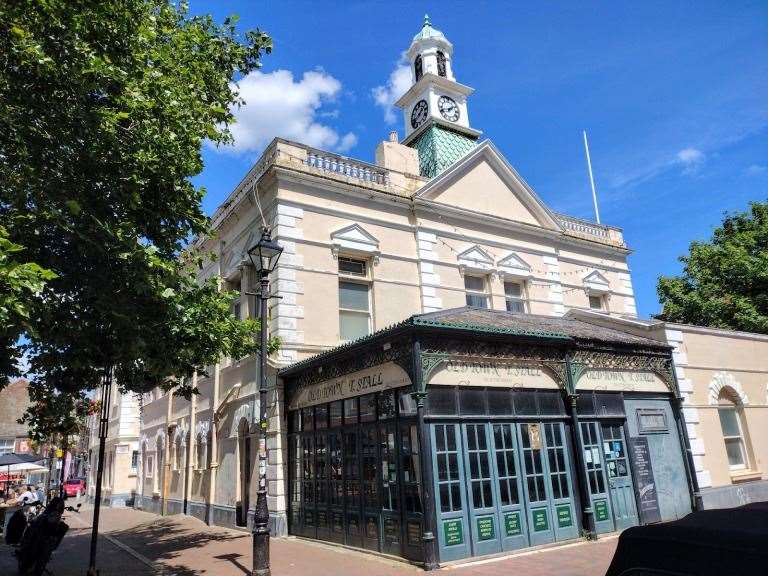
[583,130,601,224]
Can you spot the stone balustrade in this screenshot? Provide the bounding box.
[305,149,388,185]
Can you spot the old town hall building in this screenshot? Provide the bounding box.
[115,16,768,569]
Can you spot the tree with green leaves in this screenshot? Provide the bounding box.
[657,201,768,334]
[0,225,56,388]
[0,0,275,427]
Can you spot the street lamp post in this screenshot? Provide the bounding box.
[247,227,283,576]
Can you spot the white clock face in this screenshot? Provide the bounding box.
[438,95,460,122]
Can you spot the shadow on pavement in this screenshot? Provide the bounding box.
[213,553,250,576]
[107,516,249,575]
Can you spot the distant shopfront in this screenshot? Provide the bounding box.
[280,309,698,569]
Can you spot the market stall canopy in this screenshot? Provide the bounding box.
[0,453,44,467]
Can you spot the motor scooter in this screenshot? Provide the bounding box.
[15,497,81,576]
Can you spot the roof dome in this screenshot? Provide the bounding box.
[412,14,447,43]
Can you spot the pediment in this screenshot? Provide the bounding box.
[457,245,494,271]
[415,140,562,230]
[498,253,532,277]
[331,224,380,257]
[583,270,610,292]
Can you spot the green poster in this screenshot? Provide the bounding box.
[556,504,573,528]
[594,499,610,522]
[477,516,495,541]
[444,519,463,546]
[532,508,549,532]
[504,512,522,536]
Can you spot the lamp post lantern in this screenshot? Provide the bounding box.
[246,227,283,576]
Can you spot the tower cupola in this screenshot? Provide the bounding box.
[408,15,455,82]
[395,16,481,178]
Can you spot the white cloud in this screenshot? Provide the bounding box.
[745,164,766,176]
[676,147,706,174]
[223,69,357,154]
[372,58,412,125]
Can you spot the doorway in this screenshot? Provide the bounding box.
[600,423,638,530]
[432,421,578,562]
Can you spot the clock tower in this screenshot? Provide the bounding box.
[395,15,481,178]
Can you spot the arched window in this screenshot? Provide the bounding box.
[177,434,185,471]
[195,432,209,470]
[437,51,446,77]
[717,388,749,470]
[414,55,423,82]
[155,437,164,493]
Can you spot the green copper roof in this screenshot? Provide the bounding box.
[411,124,478,178]
[412,14,447,43]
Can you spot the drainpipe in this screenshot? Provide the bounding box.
[207,363,221,525]
[411,339,439,570]
[184,372,198,515]
[669,361,702,511]
[565,354,597,540]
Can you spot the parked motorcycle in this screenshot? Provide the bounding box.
[4,498,43,546]
[15,497,81,576]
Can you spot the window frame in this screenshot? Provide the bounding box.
[588,294,605,311]
[145,454,154,479]
[0,438,14,455]
[338,256,373,342]
[464,274,489,309]
[504,279,528,313]
[718,405,748,471]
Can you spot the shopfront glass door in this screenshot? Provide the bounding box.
[543,422,578,541]
[328,430,345,542]
[580,421,614,534]
[399,423,424,561]
[301,434,315,538]
[462,424,502,556]
[431,423,470,561]
[343,428,361,546]
[380,421,401,555]
[491,423,528,551]
[360,425,380,550]
[519,423,555,546]
[601,423,639,530]
[314,432,329,540]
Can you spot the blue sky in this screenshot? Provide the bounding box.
[190,1,767,319]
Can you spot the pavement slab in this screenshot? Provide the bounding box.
[0,504,618,576]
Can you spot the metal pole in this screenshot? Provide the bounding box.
[583,130,601,224]
[59,434,68,498]
[564,355,597,540]
[411,339,438,570]
[88,370,113,576]
[252,271,270,576]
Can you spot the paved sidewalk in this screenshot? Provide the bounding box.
[0,504,618,575]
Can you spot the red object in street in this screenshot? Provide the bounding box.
[63,478,86,497]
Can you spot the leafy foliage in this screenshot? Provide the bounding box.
[0,1,274,435]
[657,201,768,334]
[0,225,56,387]
[20,384,94,443]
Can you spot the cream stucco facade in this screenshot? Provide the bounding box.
[86,383,140,507]
[134,133,641,532]
[124,17,763,547]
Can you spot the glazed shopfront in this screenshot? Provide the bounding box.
[280,309,698,569]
